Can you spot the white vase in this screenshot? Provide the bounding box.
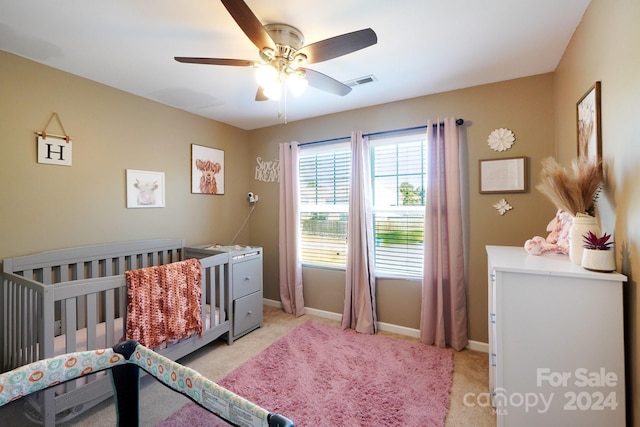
[581,249,616,272]
[569,213,600,265]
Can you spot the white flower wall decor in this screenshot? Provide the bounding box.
[493,198,513,215]
[487,128,516,152]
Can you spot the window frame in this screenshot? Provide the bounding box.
[297,131,428,278]
[298,140,351,269]
[369,132,428,278]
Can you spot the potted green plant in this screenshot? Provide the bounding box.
[581,230,615,272]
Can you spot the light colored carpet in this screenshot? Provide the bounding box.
[0,306,496,426]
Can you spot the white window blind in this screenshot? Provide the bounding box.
[297,132,427,277]
[299,141,351,267]
[371,134,427,277]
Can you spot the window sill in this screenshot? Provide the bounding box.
[301,263,422,281]
[374,271,422,281]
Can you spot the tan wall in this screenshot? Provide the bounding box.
[554,0,640,423]
[248,73,557,341]
[0,51,251,261]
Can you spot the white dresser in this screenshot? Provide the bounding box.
[486,245,626,426]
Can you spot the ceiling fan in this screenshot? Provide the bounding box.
[175,0,378,102]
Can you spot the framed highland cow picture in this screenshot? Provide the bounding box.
[191,144,225,195]
[126,169,165,208]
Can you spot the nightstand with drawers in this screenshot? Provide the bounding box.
[184,244,263,342]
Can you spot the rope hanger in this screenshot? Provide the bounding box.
[35,112,71,142]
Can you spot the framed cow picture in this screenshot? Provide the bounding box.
[126,169,165,208]
[191,144,225,195]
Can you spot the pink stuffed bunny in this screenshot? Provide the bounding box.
[524,210,573,255]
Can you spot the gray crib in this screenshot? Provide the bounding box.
[0,239,233,426]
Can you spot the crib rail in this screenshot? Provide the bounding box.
[1,239,185,373]
[4,239,185,273]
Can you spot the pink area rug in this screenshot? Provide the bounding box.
[156,321,453,427]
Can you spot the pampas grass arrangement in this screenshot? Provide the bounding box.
[536,157,603,216]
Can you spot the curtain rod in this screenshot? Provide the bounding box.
[299,118,464,147]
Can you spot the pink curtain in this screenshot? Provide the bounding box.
[278,142,304,316]
[342,131,377,334]
[420,118,468,351]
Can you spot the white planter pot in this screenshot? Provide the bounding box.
[581,249,616,272]
[569,213,600,265]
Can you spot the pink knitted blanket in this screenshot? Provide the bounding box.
[125,259,203,349]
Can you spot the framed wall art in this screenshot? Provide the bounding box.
[191,144,225,195]
[577,81,602,164]
[126,169,165,208]
[479,157,527,194]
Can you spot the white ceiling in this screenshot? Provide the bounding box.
[0,0,590,130]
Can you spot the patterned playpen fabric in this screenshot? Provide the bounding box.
[125,258,203,349]
[0,341,294,427]
[0,350,127,406]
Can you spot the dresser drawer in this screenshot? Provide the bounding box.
[233,258,262,299]
[233,291,263,337]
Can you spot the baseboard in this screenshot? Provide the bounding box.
[263,298,489,352]
[263,298,283,308]
[466,340,489,353]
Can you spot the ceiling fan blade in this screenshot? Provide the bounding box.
[255,86,268,101]
[302,68,352,96]
[175,57,255,66]
[221,0,276,51]
[296,28,377,64]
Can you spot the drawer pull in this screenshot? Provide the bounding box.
[244,276,251,281]
[247,311,252,316]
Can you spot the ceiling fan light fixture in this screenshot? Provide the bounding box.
[286,71,308,96]
[176,0,377,116]
[255,65,278,88]
[291,53,308,69]
[263,81,282,101]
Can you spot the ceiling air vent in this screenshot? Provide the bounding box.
[344,75,377,88]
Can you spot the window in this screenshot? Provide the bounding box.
[370,133,427,277]
[299,141,350,267]
[298,132,427,277]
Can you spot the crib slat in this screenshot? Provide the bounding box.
[8,283,14,367]
[114,256,126,319]
[42,278,55,361]
[218,263,226,325]
[0,281,8,370]
[105,257,113,276]
[41,266,52,285]
[26,288,36,364]
[60,261,70,341]
[105,289,116,346]
[64,297,78,393]
[19,285,27,366]
[64,298,77,351]
[200,266,209,330]
[86,293,97,351]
